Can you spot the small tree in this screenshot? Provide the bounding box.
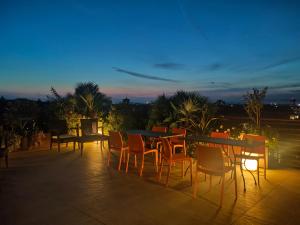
[244,87,268,130]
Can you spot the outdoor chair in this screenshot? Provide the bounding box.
[158,138,192,187]
[236,134,266,185]
[77,118,109,156]
[210,132,233,165]
[49,120,77,152]
[170,128,187,155]
[107,131,128,171]
[146,126,168,162]
[193,145,237,207]
[126,134,158,176]
[0,133,9,168]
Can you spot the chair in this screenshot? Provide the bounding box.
[170,128,187,155]
[77,119,109,156]
[210,132,232,165]
[49,120,77,152]
[193,145,237,206]
[237,134,266,185]
[158,138,192,187]
[126,134,158,176]
[152,126,168,133]
[107,131,128,171]
[0,133,9,168]
[147,126,168,161]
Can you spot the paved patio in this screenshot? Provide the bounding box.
[1,143,300,225]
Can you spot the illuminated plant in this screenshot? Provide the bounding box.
[244,87,268,129]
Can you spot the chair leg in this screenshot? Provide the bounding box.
[139,154,144,176]
[190,159,193,185]
[126,153,130,173]
[264,155,267,180]
[107,149,111,166]
[257,159,260,185]
[165,164,171,187]
[118,150,123,171]
[134,154,137,168]
[155,151,158,172]
[234,166,237,200]
[123,152,126,163]
[220,176,225,207]
[158,159,164,181]
[181,161,184,178]
[73,141,76,151]
[5,154,8,168]
[80,143,83,156]
[100,140,103,151]
[193,171,199,198]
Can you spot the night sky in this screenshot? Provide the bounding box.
[1,0,300,103]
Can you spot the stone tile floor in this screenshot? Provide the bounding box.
[1,143,300,225]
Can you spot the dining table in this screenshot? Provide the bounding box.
[187,134,265,191]
[127,129,183,138]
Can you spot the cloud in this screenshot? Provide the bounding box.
[112,67,181,83]
[154,63,184,70]
[209,81,231,87]
[269,82,300,90]
[258,56,300,71]
[206,63,225,71]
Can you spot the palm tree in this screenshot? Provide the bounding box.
[74,82,111,118]
[170,98,200,130]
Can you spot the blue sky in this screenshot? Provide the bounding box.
[1,0,300,103]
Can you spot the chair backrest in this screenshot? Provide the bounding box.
[81,119,98,136]
[211,131,230,139]
[196,145,225,173]
[160,138,173,160]
[49,120,68,136]
[210,132,230,148]
[170,127,186,143]
[243,134,266,154]
[128,134,144,153]
[152,126,167,133]
[108,131,123,149]
[172,128,186,136]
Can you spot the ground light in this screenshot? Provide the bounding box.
[242,153,258,171]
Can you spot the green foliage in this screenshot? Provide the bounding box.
[106,107,125,131]
[244,87,268,129]
[49,87,76,120]
[148,90,218,137]
[106,102,150,132]
[74,82,112,118]
[147,94,171,128]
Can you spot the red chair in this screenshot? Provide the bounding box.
[193,145,237,207]
[239,134,267,185]
[158,138,192,187]
[107,131,128,171]
[152,126,168,133]
[126,134,158,176]
[210,132,232,164]
[170,128,187,155]
[149,126,168,162]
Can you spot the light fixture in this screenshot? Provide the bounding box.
[242,153,258,171]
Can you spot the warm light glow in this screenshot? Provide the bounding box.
[242,153,258,171]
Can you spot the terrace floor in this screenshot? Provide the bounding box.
[1,143,300,225]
